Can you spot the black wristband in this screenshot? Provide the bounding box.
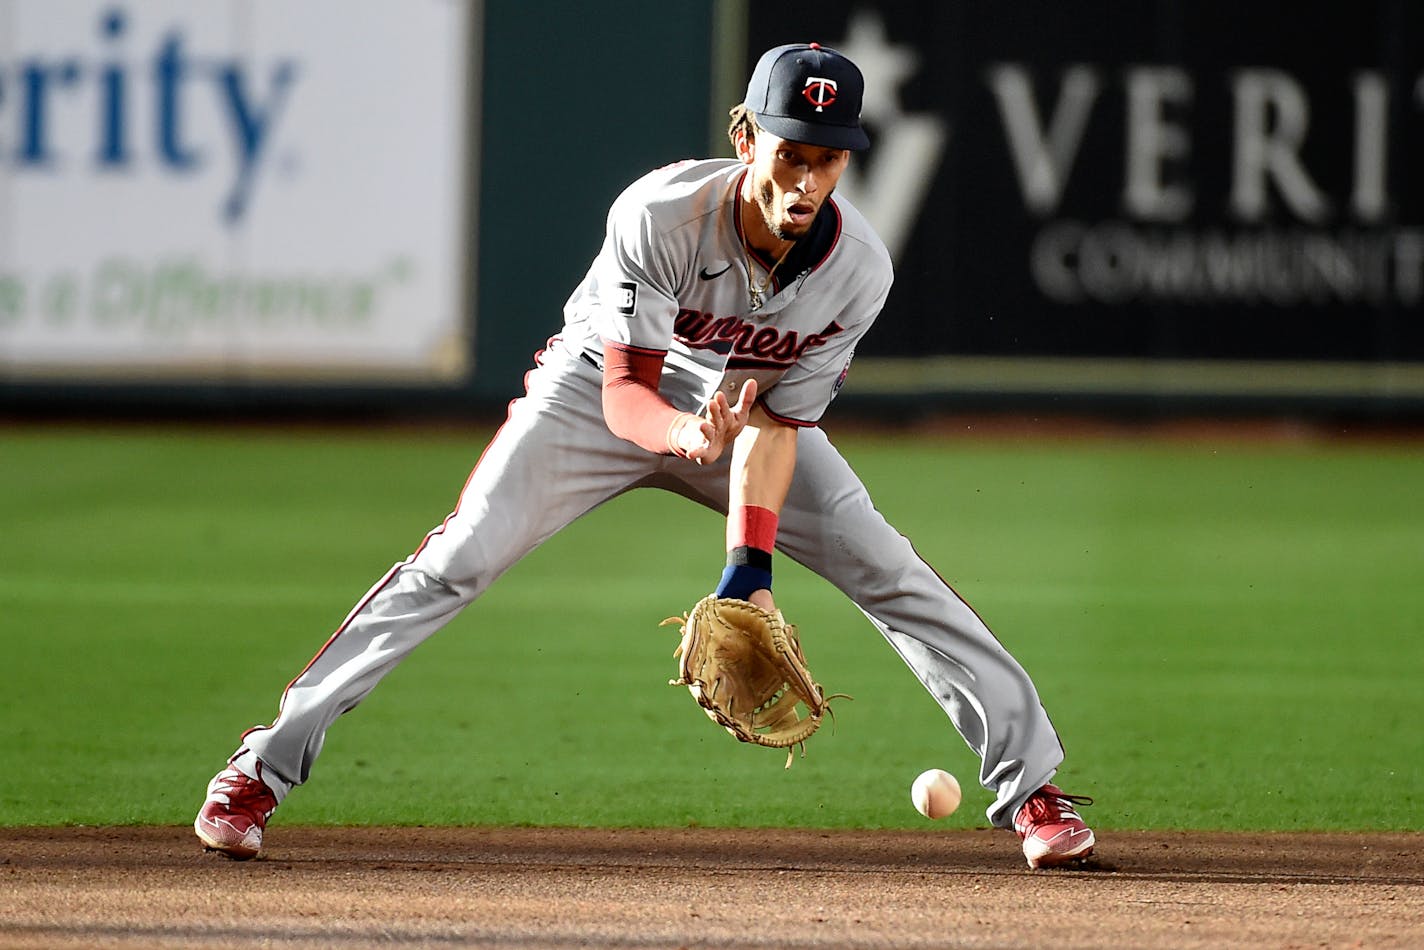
[727,545,773,571]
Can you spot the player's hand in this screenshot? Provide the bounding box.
[746,588,775,612]
[683,379,756,465]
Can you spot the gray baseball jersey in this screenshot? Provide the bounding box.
[229,157,1067,831]
[561,158,890,425]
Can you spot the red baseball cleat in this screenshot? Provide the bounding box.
[1014,783,1095,869]
[194,765,278,859]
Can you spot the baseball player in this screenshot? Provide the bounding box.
[195,43,1096,869]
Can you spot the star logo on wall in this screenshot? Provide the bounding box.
[831,10,949,261]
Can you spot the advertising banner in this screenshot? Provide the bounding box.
[747,1,1424,402]
[0,0,474,383]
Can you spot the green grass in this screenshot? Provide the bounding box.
[2,423,1420,832]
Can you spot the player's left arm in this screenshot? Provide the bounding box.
[715,404,797,613]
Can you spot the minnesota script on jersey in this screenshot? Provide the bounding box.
[559,159,893,427]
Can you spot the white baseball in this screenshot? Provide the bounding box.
[910,768,961,819]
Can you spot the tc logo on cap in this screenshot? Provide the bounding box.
[743,43,869,149]
[802,77,839,112]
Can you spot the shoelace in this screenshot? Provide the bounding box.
[210,770,276,818]
[1020,785,1094,826]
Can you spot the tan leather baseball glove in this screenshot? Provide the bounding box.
[662,594,846,768]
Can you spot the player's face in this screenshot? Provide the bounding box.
[744,132,850,243]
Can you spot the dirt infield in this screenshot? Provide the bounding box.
[3,826,1420,948]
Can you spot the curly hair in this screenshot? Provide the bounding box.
[727,104,760,150]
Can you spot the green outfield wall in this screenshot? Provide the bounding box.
[3,0,1421,417]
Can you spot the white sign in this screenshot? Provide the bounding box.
[0,0,475,382]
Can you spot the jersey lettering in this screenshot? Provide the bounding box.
[672,308,845,366]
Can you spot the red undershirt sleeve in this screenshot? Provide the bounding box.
[600,339,687,455]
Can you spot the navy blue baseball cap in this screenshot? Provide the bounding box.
[743,43,869,151]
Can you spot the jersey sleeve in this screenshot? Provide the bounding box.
[759,263,893,427]
[587,193,684,354]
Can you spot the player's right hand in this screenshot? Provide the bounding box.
[677,379,757,464]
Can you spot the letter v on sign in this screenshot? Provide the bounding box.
[985,64,1102,216]
[835,115,948,262]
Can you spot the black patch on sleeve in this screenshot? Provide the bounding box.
[616,282,638,315]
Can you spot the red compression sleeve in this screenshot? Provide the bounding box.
[600,341,694,456]
[728,505,779,552]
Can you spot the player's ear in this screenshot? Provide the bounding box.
[735,128,755,165]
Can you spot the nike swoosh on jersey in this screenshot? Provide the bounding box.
[698,263,732,280]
